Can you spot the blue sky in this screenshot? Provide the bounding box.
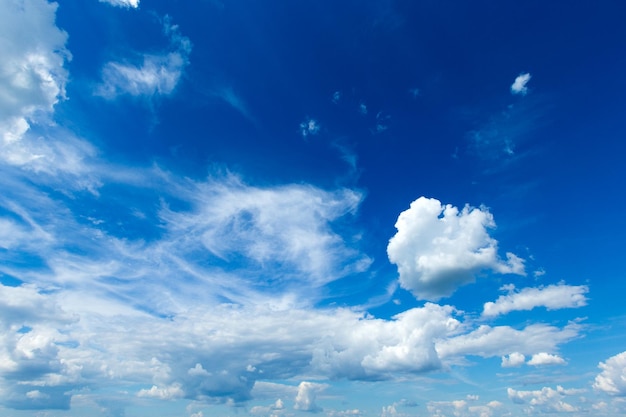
[1,0,626,416]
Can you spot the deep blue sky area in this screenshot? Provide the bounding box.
[2,0,626,416]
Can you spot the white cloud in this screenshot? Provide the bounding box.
[482,283,588,317]
[501,352,525,368]
[387,197,525,301]
[359,103,368,114]
[0,0,70,162]
[594,351,626,395]
[437,322,581,361]
[100,0,139,8]
[97,18,191,98]
[300,118,320,137]
[294,381,326,412]
[137,384,185,400]
[507,386,583,413]
[510,73,531,95]
[332,91,341,103]
[311,303,459,380]
[427,398,506,417]
[158,175,371,292]
[0,167,586,410]
[527,352,566,366]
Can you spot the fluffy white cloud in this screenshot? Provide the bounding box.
[0,0,70,162]
[137,384,184,400]
[100,0,139,8]
[501,352,525,368]
[527,352,566,366]
[594,351,626,395]
[510,73,531,95]
[97,18,191,98]
[387,197,525,301]
[482,283,588,317]
[294,381,326,412]
[311,303,459,380]
[507,386,584,413]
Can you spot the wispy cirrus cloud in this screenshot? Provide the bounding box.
[96,17,191,99]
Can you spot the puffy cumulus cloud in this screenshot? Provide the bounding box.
[527,352,566,366]
[511,73,531,95]
[594,351,626,395]
[100,0,139,7]
[249,398,287,416]
[501,352,525,368]
[137,384,184,400]
[387,197,525,301]
[97,17,191,99]
[0,284,78,410]
[0,0,71,162]
[507,386,584,413]
[294,381,326,412]
[311,303,459,380]
[482,283,588,317]
[437,322,581,361]
[300,118,321,138]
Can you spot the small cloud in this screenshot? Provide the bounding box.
[300,118,320,138]
[528,352,566,366]
[533,268,546,277]
[502,352,526,368]
[332,91,341,104]
[409,88,420,98]
[482,283,588,317]
[372,112,391,134]
[359,103,368,115]
[99,0,139,7]
[137,384,184,400]
[511,73,531,95]
[96,17,191,99]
